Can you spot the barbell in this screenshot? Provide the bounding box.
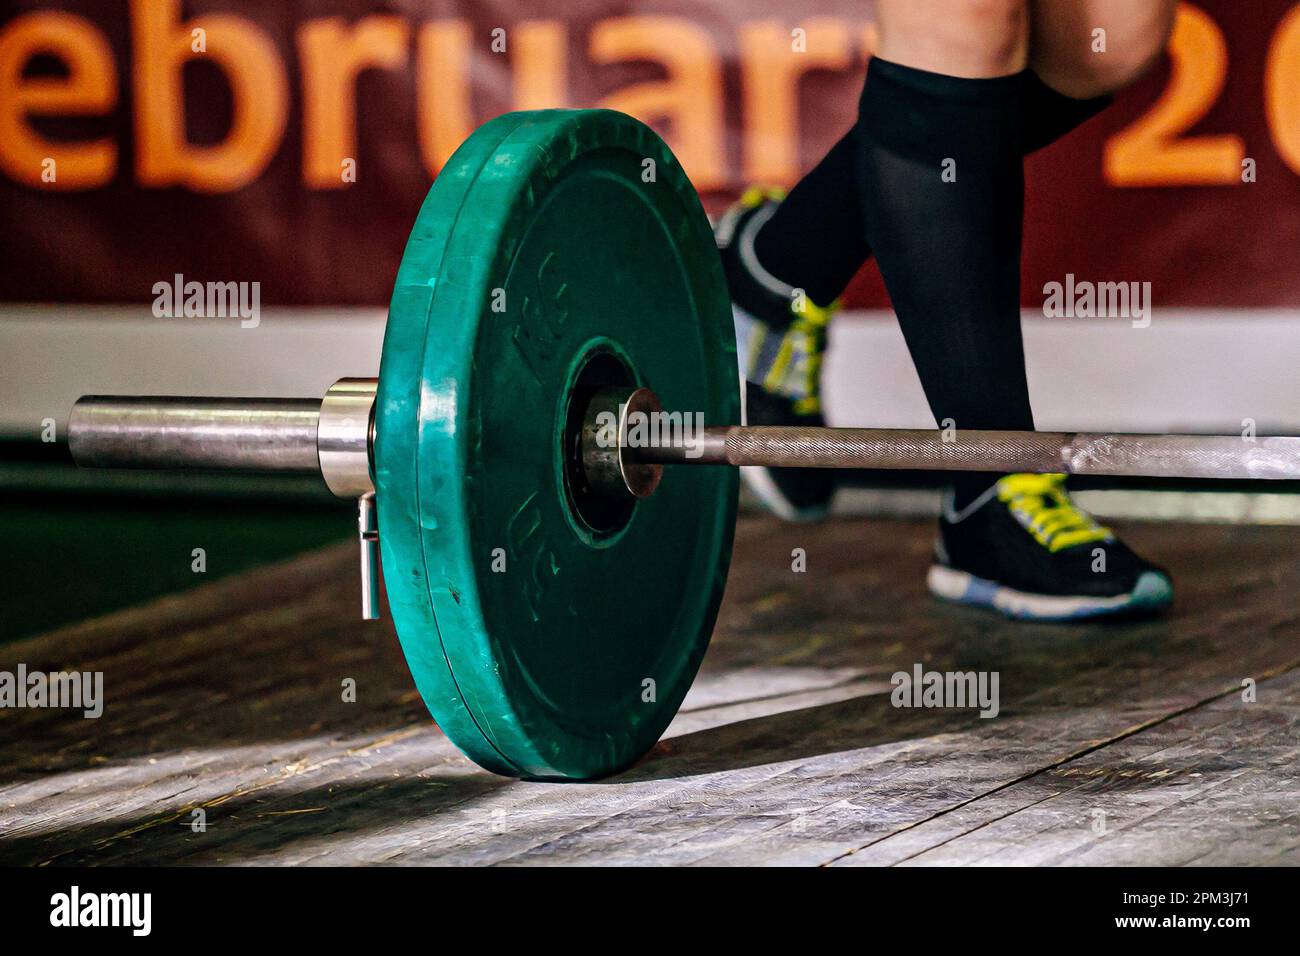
[67,109,1300,780]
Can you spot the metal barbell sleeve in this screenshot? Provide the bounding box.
[68,396,324,473]
[69,378,378,494]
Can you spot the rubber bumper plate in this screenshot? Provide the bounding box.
[376,109,739,780]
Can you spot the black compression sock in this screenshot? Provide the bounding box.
[751,130,870,309]
[745,63,1107,512]
[856,58,1034,428]
[857,59,1035,509]
[1019,71,1112,155]
[750,70,1109,308]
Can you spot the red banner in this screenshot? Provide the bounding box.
[2,0,1299,307]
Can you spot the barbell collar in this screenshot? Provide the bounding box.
[318,378,378,498]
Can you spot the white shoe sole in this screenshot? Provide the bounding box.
[927,565,1173,621]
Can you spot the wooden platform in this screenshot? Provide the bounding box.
[2,515,1297,866]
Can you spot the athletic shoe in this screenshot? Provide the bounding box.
[927,473,1174,621]
[715,187,837,521]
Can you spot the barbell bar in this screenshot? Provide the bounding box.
[579,386,1300,502]
[70,385,1300,490]
[60,108,1300,781]
[67,382,1300,621]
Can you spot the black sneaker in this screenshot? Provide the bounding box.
[715,187,837,522]
[928,473,1174,621]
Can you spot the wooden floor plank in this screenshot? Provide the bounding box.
[829,675,1299,866]
[855,671,1300,867]
[1,516,1296,865]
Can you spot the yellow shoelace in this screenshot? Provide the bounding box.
[759,305,833,414]
[996,473,1113,553]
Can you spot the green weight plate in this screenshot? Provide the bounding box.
[376,109,739,780]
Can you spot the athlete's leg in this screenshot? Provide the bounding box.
[862,0,1171,619]
[861,0,1035,494]
[750,133,870,311]
[1030,0,1179,99]
[719,0,1037,520]
[720,0,1172,617]
[741,0,1117,316]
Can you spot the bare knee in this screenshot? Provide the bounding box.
[1040,28,1170,98]
[876,0,1030,78]
[959,0,1034,72]
[1031,1,1177,98]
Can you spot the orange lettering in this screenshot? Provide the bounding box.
[514,20,567,110]
[133,0,287,192]
[740,19,851,185]
[298,16,409,189]
[590,16,725,190]
[1104,4,1243,187]
[416,20,472,177]
[1265,3,1300,175]
[0,12,117,190]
